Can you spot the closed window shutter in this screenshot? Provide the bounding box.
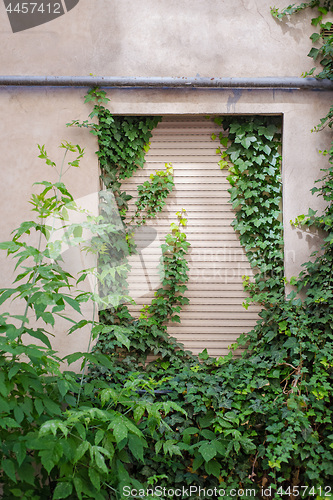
[122,116,260,357]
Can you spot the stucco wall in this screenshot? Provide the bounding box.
[0,0,324,77]
[0,0,332,361]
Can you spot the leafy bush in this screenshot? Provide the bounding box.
[0,143,186,499]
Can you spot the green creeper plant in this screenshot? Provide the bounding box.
[69,90,194,379]
[132,163,174,225]
[69,88,162,220]
[213,116,284,307]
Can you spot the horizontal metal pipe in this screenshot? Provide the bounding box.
[0,75,333,90]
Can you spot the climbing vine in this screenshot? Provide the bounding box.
[213,116,284,306]
[72,89,195,380]
[131,163,174,225]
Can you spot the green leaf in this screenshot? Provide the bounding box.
[133,404,145,423]
[95,429,105,446]
[0,288,17,306]
[128,434,144,462]
[199,348,209,360]
[0,396,10,413]
[13,442,27,468]
[53,482,73,499]
[73,477,84,500]
[183,427,199,445]
[113,327,131,350]
[93,450,108,474]
[8,364,20,380]
[63,296,82,314]
[68,320,89,336]
[205,459,221,478]
[163,439,182,457]
[73,226,83,238]
[310,32,321,42]
[0,417,21,429]
[262,144,271,155]
[26,328,52,349]
[308,47,320,60]
[1,459,17,483]
[112,420,128,444]
[199,442,217,462]
[74,441,90,463]
[88,467,101,491]
[220,135,228,147]
[0,241,20,253]
[57,379,69,398]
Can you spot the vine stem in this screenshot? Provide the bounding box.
[76,277,98,407]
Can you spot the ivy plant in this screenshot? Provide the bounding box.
[213,116,284,307]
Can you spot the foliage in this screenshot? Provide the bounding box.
[2,13,333,492]
[271,0,333,130]
[0,144,187,499]
[69,88,162,220]
[90,208,194,382]
[82,89,333,495]
[68,84,333,496]
[132,163,174,225]
[213,116,284,307]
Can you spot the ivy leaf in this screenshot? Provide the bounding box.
[241,137,252,149]
[219,135,228,147]
[262,144,271,155]
[310,32,321,42]
[308,47,320,60]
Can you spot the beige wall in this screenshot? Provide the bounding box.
[0,0,323,78]
[0,0,332,361]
